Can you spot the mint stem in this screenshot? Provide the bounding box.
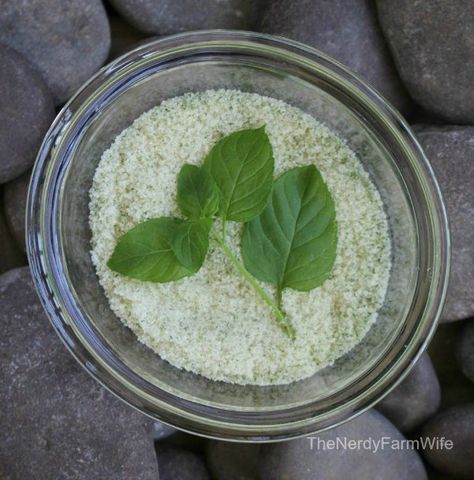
[221,220,227,242]
[211,228,295,339]
[276,287,283,309]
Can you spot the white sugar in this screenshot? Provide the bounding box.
[89,89,391,385]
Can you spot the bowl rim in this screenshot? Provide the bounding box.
[26,29,450,441]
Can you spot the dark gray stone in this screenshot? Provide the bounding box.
[260,0,411,114]
[377,353,440,432]
[156,444,210,480]
[3,171,29,253]
[414,126,474,322]
[0,0,111,104]
[0,267,159,479]
[0,200,26,273]
[0,46,54,184]
[377,0,474,123]
[259,410,427,480]
[458,320,474,384]
[109,0,264,35]
[421,404,474,479]
[206,440,260,480]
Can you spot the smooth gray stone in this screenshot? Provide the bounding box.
[3,171,29,253]
[206,440,260,480]
[0,0,111,104]
[0,267,159,479]
[260,0,411,114]
[377,0,474,123]
[413,126,474,322]
[421,404,474,479]
[109,0,263,35]
[458,320,474,384]
[156,444,210,480]
[259,410,427,480]
[0,200,26,273]
[0,46,54,184]
[377,353,440,432]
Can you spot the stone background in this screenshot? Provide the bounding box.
[0,1,473,479]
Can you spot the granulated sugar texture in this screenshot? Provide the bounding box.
[89,90,391,385]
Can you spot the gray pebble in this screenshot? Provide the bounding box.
[0,267,159,479]
[0,46,54,183]
[260,0,411,114]
[206,440,260,480]
[259,410,427,480]
[109,0,263,35]
[156,444,210,480]
[413,126,474,322]
[421,404,474,479]
[3,170,29,253]
[0,0,111,104]
[458,320,474,384]
[377,353,440,432]
[377,0,474,123]
[0,200,26,273]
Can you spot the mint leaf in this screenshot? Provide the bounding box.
[171,218,211,271]
[106,125,337,340]
[177,164,219,219]
[107,218,193,282]
[203,127,274,222]
[241,165,337,291]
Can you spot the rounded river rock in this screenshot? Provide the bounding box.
[377,0,474,123]
[109,0,263,35]
[421,404,474,479]
[0,45,54,184]
[259,409,427,479]
[377,353,440,432]
[0,267,159,479]
[260,0,411,114]
[0,0,111,104]
[414,125,474,321]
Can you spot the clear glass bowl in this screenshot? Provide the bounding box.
[27,31,450,441]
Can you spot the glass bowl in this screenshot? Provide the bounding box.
[27,30,450,441]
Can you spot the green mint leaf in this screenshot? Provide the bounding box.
[177,164,219,219]
[107,217,193,282]
[171,218,212,271]
[241,165,337,291]
[203,126,274,222]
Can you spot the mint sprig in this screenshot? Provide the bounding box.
[107,127,338,339]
